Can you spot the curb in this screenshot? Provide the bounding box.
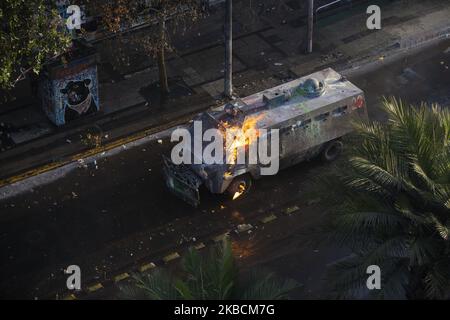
[0,116,186,190]
[342,26,450,76]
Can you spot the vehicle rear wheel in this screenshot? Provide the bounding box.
[227,174,252,200]
[321,140,344,162]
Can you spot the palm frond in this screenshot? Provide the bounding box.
[324,254,371,299]
[238,270,300,300]
[322,97,450,299]
[120,270,180,300]
[424,258,450,299]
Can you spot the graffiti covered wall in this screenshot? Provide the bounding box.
[40,55,99,126]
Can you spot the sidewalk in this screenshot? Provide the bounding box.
[0,0,449,184]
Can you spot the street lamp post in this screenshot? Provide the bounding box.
[307,0,314,53]
[224,0,233,98]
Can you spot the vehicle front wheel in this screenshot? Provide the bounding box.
[321,140,344,162]
[227,174,252,200]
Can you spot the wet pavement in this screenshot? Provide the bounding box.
[0,40,449,299]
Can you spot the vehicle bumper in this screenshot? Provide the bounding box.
[162,156,203,207]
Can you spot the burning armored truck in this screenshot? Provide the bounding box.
[163,68,368,206]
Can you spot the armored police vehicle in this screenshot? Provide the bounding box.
[163,68,367,206]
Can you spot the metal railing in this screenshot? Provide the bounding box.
[316,0,344,14]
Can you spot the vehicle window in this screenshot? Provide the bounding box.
[314,113,329,122]
[332,106,348,117]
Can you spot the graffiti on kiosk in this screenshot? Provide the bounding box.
[41,61,99,126]
[56,67,99,124]
[60,78,98,123]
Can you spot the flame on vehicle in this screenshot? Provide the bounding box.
[223,171,233,179]
[232,183,246,200]
[219,113,265,165]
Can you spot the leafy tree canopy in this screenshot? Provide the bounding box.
[0,0,71,90]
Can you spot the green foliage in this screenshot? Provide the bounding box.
[322,97,450,299]
[0,0,71,90]
[120,238,300,300]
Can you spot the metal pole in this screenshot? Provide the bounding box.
[307,0,314,54]
[224,0,233,98]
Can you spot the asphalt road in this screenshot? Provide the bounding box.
[0,40,449,299]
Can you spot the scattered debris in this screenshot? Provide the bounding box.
[237,224,253,233]
[77,159,88,169]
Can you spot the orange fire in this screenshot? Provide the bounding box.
[232,183,246,200]
[223,171,233,179]
[219,113,265,165]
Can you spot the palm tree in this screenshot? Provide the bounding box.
[120,238,299,300]
[323,97,450,299]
